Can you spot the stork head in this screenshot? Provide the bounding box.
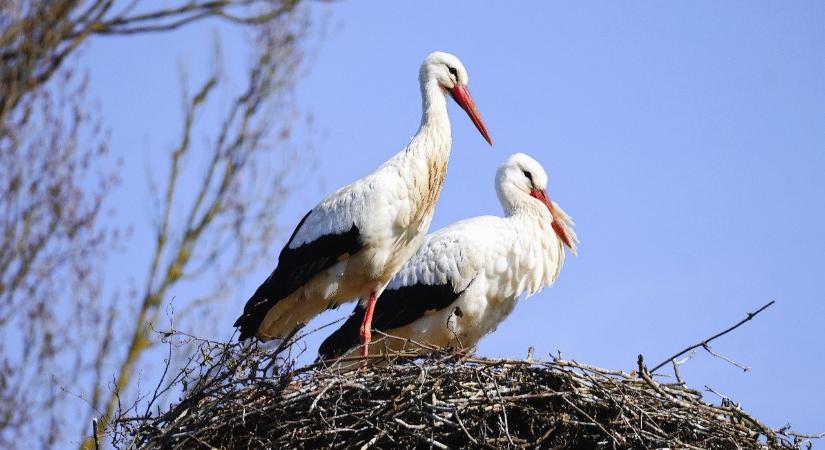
[420,51,492,145]
[496,153,578,255]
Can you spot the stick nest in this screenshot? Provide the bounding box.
[111,336,812,450]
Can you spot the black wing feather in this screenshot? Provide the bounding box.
[234,210,363,340]
[318,282,461,359]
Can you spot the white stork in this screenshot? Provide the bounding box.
[319,153,577,359]
[234,52,492,354]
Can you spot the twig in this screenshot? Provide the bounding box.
[786,431,825,439]
[671,350,696,383]
[704,385,739,409]
[650,300,775,373]
[671,359,682,383]
[702,343,750,371]
[91,417,100,450]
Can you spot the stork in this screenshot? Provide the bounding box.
[319,153,577,359]
[234,52,492,355]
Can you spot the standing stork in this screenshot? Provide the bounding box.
[234,52,492,355]
[319,153,577,359]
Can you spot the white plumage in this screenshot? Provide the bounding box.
[235,52,491,349]
[319,153,577,359]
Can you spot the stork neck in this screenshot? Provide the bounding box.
[497,186,525,218]
[418,80,451,136]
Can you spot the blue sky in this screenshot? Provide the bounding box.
[81,1,824,437]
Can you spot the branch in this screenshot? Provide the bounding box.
[702,343,750,372]
[649,300,775,374]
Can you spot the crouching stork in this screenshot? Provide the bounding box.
[319,153,577,359]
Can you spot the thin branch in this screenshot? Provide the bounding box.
[702,343,750,372]
[649,300,775,373]
[91,418,100,450]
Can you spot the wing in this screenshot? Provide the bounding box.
[318,282,462,359]
[234,208,364,340]
[317,218,502,358]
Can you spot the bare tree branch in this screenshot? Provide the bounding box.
[0,61,115,448]
[1,1,307,123]
[0,1,315,448]
[85,11,310,449]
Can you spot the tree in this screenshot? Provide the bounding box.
[0,1,315,447]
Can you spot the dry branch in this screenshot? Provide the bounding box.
[650,300,775,374]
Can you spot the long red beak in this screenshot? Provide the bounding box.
[530,188,575,251]
[450,84,492,145]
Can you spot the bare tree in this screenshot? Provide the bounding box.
[0,1,315,448]
[87,18,311,448]
[0,61,115,450]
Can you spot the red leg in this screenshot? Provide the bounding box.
[359,291,377,357]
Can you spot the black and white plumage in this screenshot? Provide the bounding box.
[319,153,577,359]
[234,52,492,347]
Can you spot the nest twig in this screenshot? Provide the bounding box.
[109,334,815,450]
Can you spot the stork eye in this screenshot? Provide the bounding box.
[523,170,533,182]
[448,66,458,77]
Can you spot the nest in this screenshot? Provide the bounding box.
[110,334,814,450]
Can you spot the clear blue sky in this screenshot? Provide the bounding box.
[81,1,824,437]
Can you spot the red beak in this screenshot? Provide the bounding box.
[530,188,575,251]
[449,84,492,146]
